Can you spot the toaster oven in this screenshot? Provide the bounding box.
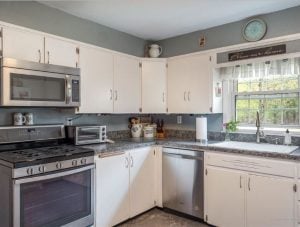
[66,125,107,145]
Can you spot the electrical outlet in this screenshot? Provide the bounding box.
[177,115,182,124]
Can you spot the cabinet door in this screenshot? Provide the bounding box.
[96,154,130,227]
[2,27,44,63]
[185,54,211,113]
[167,57,188,113]
[141,59,167,113]
[45,37,78,67]
[205,166,245,227]
[246,174,295,227]
[129,147,156,217]
[113,55,141,113]
[78,46,113,113]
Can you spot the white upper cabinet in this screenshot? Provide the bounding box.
[168,53,216,114]
[167,57,189,113]
[78,45,114,113]
[141,59,167,113]
[2,27,44,63]
[44,37,79,68]
[113,54,141,113]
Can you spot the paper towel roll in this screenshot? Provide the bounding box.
[196,117,207,142]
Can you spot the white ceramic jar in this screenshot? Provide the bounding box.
[131,124,143,138]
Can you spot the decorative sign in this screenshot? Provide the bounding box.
[228,44,286,61]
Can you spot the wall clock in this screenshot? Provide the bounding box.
[242,18,267,42]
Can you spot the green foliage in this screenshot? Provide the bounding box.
[224,121,239,132]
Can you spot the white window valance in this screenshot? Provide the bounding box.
[220,57,300,80]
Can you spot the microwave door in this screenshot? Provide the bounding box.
[1,67,68,107]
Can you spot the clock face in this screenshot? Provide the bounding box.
[243,19,267,42]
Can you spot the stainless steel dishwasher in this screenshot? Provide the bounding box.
[162,147,204,219]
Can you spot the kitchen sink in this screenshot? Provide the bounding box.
[209,141,298,154]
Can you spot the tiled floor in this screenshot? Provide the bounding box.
[118,208,210,227]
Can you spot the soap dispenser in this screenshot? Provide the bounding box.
[284,129,291,145]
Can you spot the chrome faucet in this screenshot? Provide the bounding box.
[255,111,264,143]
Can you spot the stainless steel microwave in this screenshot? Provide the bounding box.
[0,58,80,107]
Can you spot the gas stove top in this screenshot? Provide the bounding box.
[0,125,95,170]
[0,145,94,168]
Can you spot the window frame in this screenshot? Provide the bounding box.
[232,76,300,132]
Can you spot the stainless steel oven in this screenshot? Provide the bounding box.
[0,58,80,107]
[13,165,94,227]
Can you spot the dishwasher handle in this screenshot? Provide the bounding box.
[163,152,203,160]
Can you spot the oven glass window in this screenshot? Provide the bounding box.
[77,128,100,142]
[11,73,65,102]
[20,169,91,227]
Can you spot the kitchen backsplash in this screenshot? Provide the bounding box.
[0,108,223,132]
[1,108,300,145]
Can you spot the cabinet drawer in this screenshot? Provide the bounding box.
[205,152,296,178]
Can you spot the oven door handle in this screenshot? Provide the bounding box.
[13,164,95,185]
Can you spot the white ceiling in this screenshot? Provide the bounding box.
[40,0,300,40]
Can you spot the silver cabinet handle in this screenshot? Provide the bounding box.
[114,90,118,101]
[184,91,186,101]
[248,177,251,191]
[130,156,133,167]
[125,157,129,168]
[240,176,242,189]
[38,49,41,63]
[110,89,113,100]
[162,92,165,103]
[47,51,50,64]
[188,91,191,101]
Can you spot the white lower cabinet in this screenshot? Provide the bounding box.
[246,174,295,227]
[205,166,245,227]
[205,152,296,227]
[95,147,156,227]
[96,153,130,227]
[129,147,156,217]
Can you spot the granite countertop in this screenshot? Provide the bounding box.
[83,138,300,161]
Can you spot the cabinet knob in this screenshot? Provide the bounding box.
[26,168,33,175]
[56,162,62,169]
[72,160,78,166]
[38,166,45,173]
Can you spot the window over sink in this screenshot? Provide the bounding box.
[221,57,300,133]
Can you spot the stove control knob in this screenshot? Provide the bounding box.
[72,160,78,167]
[81,158,87,165]
[38,166,45,173]
[26,168,33,175]
[56,162,62,169]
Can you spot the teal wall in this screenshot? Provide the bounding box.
[158,6,300,57]
[0,1,146,57]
